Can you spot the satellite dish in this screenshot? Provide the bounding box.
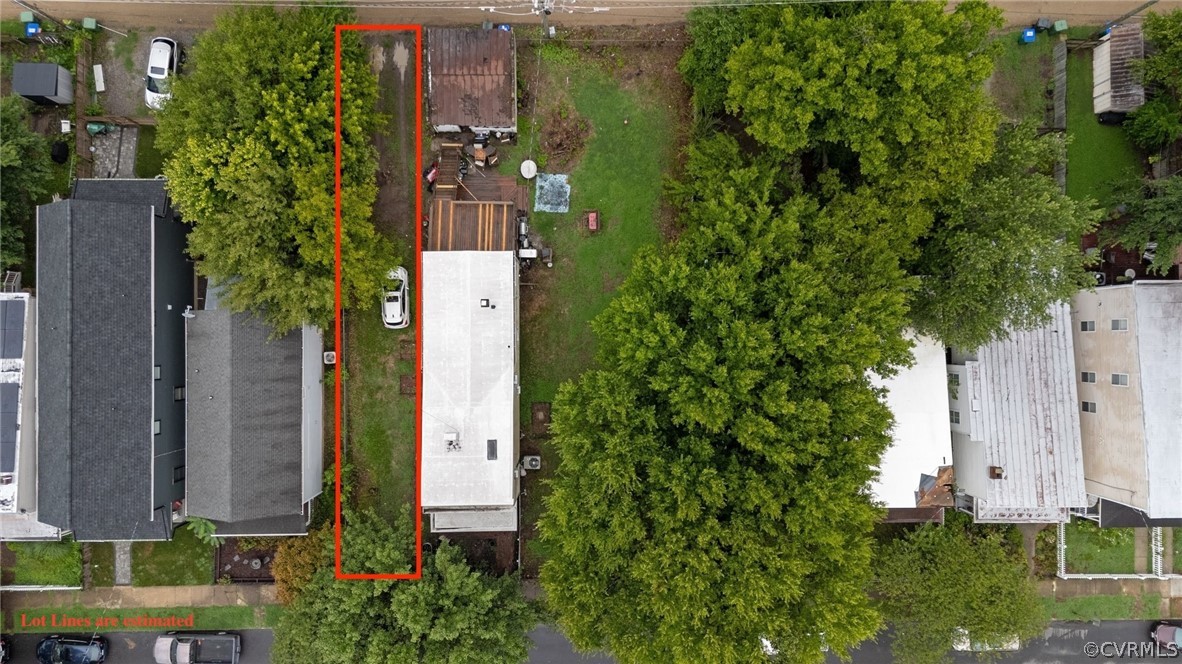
[520,159,538,179]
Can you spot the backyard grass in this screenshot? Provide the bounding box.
[2,540,82,586]
[989,31,1055,123]
[7,605,272,633]
[345,305,416,524]
[88,542,116,587]
[135,125,165,178]
[1043,595,1137,621]
[514,46,681,570]
[518,58,677,414]
[131,524,214,586]
[1066,48,1141,209]
[1063,519,1136,574]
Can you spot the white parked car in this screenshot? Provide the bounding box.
[382,267,409,329]
[144,37,181,110]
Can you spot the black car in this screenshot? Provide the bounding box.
[1,634,11,663]
[36,635,108,664]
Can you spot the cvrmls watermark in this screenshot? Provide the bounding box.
[1084,641,1179,658]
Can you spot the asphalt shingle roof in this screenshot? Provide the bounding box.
[36,197,157,540]
[185,310,305,526]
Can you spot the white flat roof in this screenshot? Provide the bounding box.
[420,251,518,509]
[1133,282,1182,518]
[430,506,517,532]
[870,333,952,507]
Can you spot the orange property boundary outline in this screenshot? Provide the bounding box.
[334,24,424,580]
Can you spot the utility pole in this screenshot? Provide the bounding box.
[534,0,555,38]
[1101,0,1159,34]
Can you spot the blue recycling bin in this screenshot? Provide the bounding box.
[1020,28,1036,44]
[25,22,40,37]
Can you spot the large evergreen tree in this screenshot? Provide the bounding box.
[539,135,917,664]
[909,124,1101,349]
[0,95,52,270]
[875,517,1048,664]
[272,509,539,664]
[157,6,388,332]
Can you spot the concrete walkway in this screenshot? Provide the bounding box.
[1,584,277,610]
[1040,577,1182,618]
[114,541,132,586]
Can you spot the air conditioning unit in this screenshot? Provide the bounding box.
[523,456,542,471]
[323,351,337,365]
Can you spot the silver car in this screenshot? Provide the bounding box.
[144,37,180,110]
[382,267,409,329]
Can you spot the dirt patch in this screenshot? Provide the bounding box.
[399,374,415,395]
[0,544,15,585]
[601,271,624,293]
[399,338,415,361]
[540,102,591,172]
[437,533,515,575]
[367,32,419,246]
[93,29,202,118]
[518,260,559,322]
[530,402,551,435]
[215,538,277,583]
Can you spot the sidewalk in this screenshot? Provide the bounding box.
[1040,577,1182,618]
[0,584,277,611]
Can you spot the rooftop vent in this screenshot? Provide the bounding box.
[487,439,498,461]
[480,299,490,308]
[988,466,1005,480]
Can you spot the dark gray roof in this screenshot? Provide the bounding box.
[0,383,17,472]
[36,197,157,541]
[12,62,67,97]
[0,298,26,359]
[211,514,309,537]
[73,179,171,217]
[185,310,305,528]
[1099,498,1182,528]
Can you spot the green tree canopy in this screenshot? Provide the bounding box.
[272,508,540,664]
[874,517,1048,664]
[908,124,1102,349]
[1106,175,1182,275]
[1128,10,1182,150]
[722,1,1002,202]
[540,134,920,664]
[157,6,388,332]
[1,95,52,271]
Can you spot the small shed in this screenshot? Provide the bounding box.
[427,28,517,137]
[11,62,74,106]
[1093,24,1145,116]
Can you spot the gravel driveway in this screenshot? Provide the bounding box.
[92,27,201,117]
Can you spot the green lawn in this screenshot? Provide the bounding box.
[1043,595,1136,620]
[1066,48,1141,209]
[131,524,214,586]
[518,56,677,415]
[3,540,82,586]
[990,31,1055,123]
[514,48,680,568]
[1063,519,1136,574]
[89,542,116,587]
[9,606,272,633]
[135,125,165,178]
[346,305,416,525]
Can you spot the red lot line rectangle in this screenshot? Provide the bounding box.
[334,24,423,580]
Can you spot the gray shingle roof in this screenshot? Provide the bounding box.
[185,310,305,528]
[73,179,171,217]
[36,198,157,540]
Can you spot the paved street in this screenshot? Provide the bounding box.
[528,626,615,664]
[8,629,273,664]
[829,621,1172,664]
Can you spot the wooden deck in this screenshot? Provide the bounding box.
[427,198,516,251]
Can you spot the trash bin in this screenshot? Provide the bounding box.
[1050,20,1069,35]
[1034,17,1052,32]
[1020,28,1037,44]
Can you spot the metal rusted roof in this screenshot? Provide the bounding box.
[1093,24,1145,114]
[427,28,517,131]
